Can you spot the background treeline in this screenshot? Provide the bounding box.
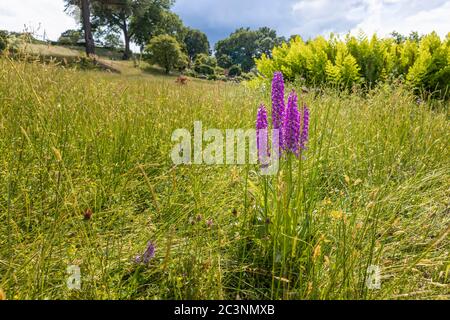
[59,1,285,81]
[255,32,450,98]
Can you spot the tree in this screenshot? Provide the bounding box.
[92,0,134,59]
[217,54,232,69]
[289,34,301,42]
[257,27,286,57]
[409,31,422,43]
[390,31,406,44]
[194,53,217,68]
[145,34,186,74]
[228,65,242,77]
[103,31,124,49]
[193,53,216,75]
[0,30,8,52]
[58,29,83,45]
[195,64,215,76]
[64,0,96,55]
[93,0,174,59]
[183,28,210,62]
[91,23,127,50]
[81,0,96,55]
[154,11,186,42]
[131,4,179,51]
[215,27,284,72]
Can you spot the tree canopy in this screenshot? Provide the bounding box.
[92,0,174,59]
[58,29,83,45]
[64,0,176,58]
[215,27,285,72]
[145,34,187,73]
[183,28,210,61]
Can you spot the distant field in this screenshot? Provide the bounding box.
[20,43,83,58]
[0,57,448,300]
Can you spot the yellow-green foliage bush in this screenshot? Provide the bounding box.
[256,32,450,97]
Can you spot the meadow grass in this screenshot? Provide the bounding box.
[0,57,448,300]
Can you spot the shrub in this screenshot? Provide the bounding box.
[217,75,228,81]
[195,64,215,76]
[406,32,450,97]
[194,53,217,68]
[145,34,187,74]
[145,35,187,74]
[325,43,361,88]
[0,30,8,52]
[217,54,233,69]
[184,69,197,77]
[58,29,82,46]
[256,31,450,97]
[228,65,242,77]
[176,53,189,72]
[241,72,255,81]
[214,66,225,75]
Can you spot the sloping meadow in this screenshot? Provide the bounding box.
[0,58,448,299]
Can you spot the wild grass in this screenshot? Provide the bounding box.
[0,57,448,300]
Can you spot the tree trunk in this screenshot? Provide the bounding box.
[122,20,131,60]
[81,0,95,56]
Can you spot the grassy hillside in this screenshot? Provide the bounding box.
[0,57,448,300]
[13,42,161,76]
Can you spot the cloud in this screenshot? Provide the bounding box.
[0,0,77,41]
[290,0,369,37]
[173,0,299,44]
[0,0,448,46]
[350,0,450,37]
[174,0,450,45]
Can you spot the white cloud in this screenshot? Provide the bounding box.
[350,0,450,38]
[290,0,450,39]
[0,0,449,46]
[0,0,77,41]
[290,0,368,37]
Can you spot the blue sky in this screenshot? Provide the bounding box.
[1,0,449,46]
[173,0,450,44]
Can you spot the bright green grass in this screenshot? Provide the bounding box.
[0,58,449,300]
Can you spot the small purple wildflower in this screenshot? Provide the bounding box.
[206,219,213,228]
[142,241,156,263]
[300,104,310,151]
[256,104,269,164]
[282,91,301,156]
[272,72,285,147]
[135,241,156,265]
[271,72,285,128]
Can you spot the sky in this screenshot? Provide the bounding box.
[0,0,449,46]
